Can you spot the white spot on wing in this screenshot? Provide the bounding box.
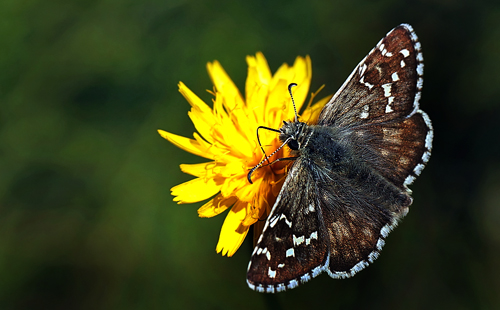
[301,273,311,283]
[331,271,349,279]
[420,110,433,150]
[288,279,299,289]
[351,260,369,274]
[247,279,255,290]
[380,224,391,238]
[293,235,305,246]
[386,96,394,113]
[360,76,374,89]
[269,215,279,228]
[400,49,410,58]
[426,126,433,150]
[268,267,276,278]
[276,284,286,292]
[376,238,385,250]
[422,151,431,163]
[359,63,367,76]
[308,204,315,213]
[305,231,318,245]
[413,92,422,112]
[391,72,399,81]
[404,174,416,186]
[312,266,322,277]
[310,231,318,240]
[414,163,425,176]
[368,251,379,263]
[382,83,392,97]
[378,43,385,53]
[360,104,369,119]
[280,214,292,228]
[417,63,424,76]
[286,248,295,257]
[417,77,424,90]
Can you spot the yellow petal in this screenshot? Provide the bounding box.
[178,82,213,114]
[178,82,220,144]
[220,173,248,200]
[158,130,215,160]
[198,194,237,218]
[247,83,270,125]
[241,213,259,227]
[262,55,312,125]
[171,177,222,204]
[290,55,312,113]
[219,161,245,178]
[274,56,311,122]
[192,132,229,160]
[216,201,250,256]
[254,52,272,83]
[211,96,255,160]
[241,192,267,227]
[234,174,262,201]
[188,109,216,144]
[245,52,272,111]
[180,162,221,178]
[207,60,245,111]
[302,94,330,124]
[266,78,291,127]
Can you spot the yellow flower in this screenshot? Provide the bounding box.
[158,52,329,257]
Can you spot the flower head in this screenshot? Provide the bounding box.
[158,52,328,256]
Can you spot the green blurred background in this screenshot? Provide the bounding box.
[1,0,499,309]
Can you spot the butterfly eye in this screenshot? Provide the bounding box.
[288,139,299,150]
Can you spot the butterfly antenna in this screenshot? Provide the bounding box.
[247,84,298,184]
[247,137,292,184]
[288,83,298,122]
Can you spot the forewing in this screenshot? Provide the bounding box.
[318,24,423,128]
[319,23,432,189]
[246,159,328,293]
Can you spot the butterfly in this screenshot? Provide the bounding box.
[246,24,433,293]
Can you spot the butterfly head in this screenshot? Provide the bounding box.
[279,120,309,152]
